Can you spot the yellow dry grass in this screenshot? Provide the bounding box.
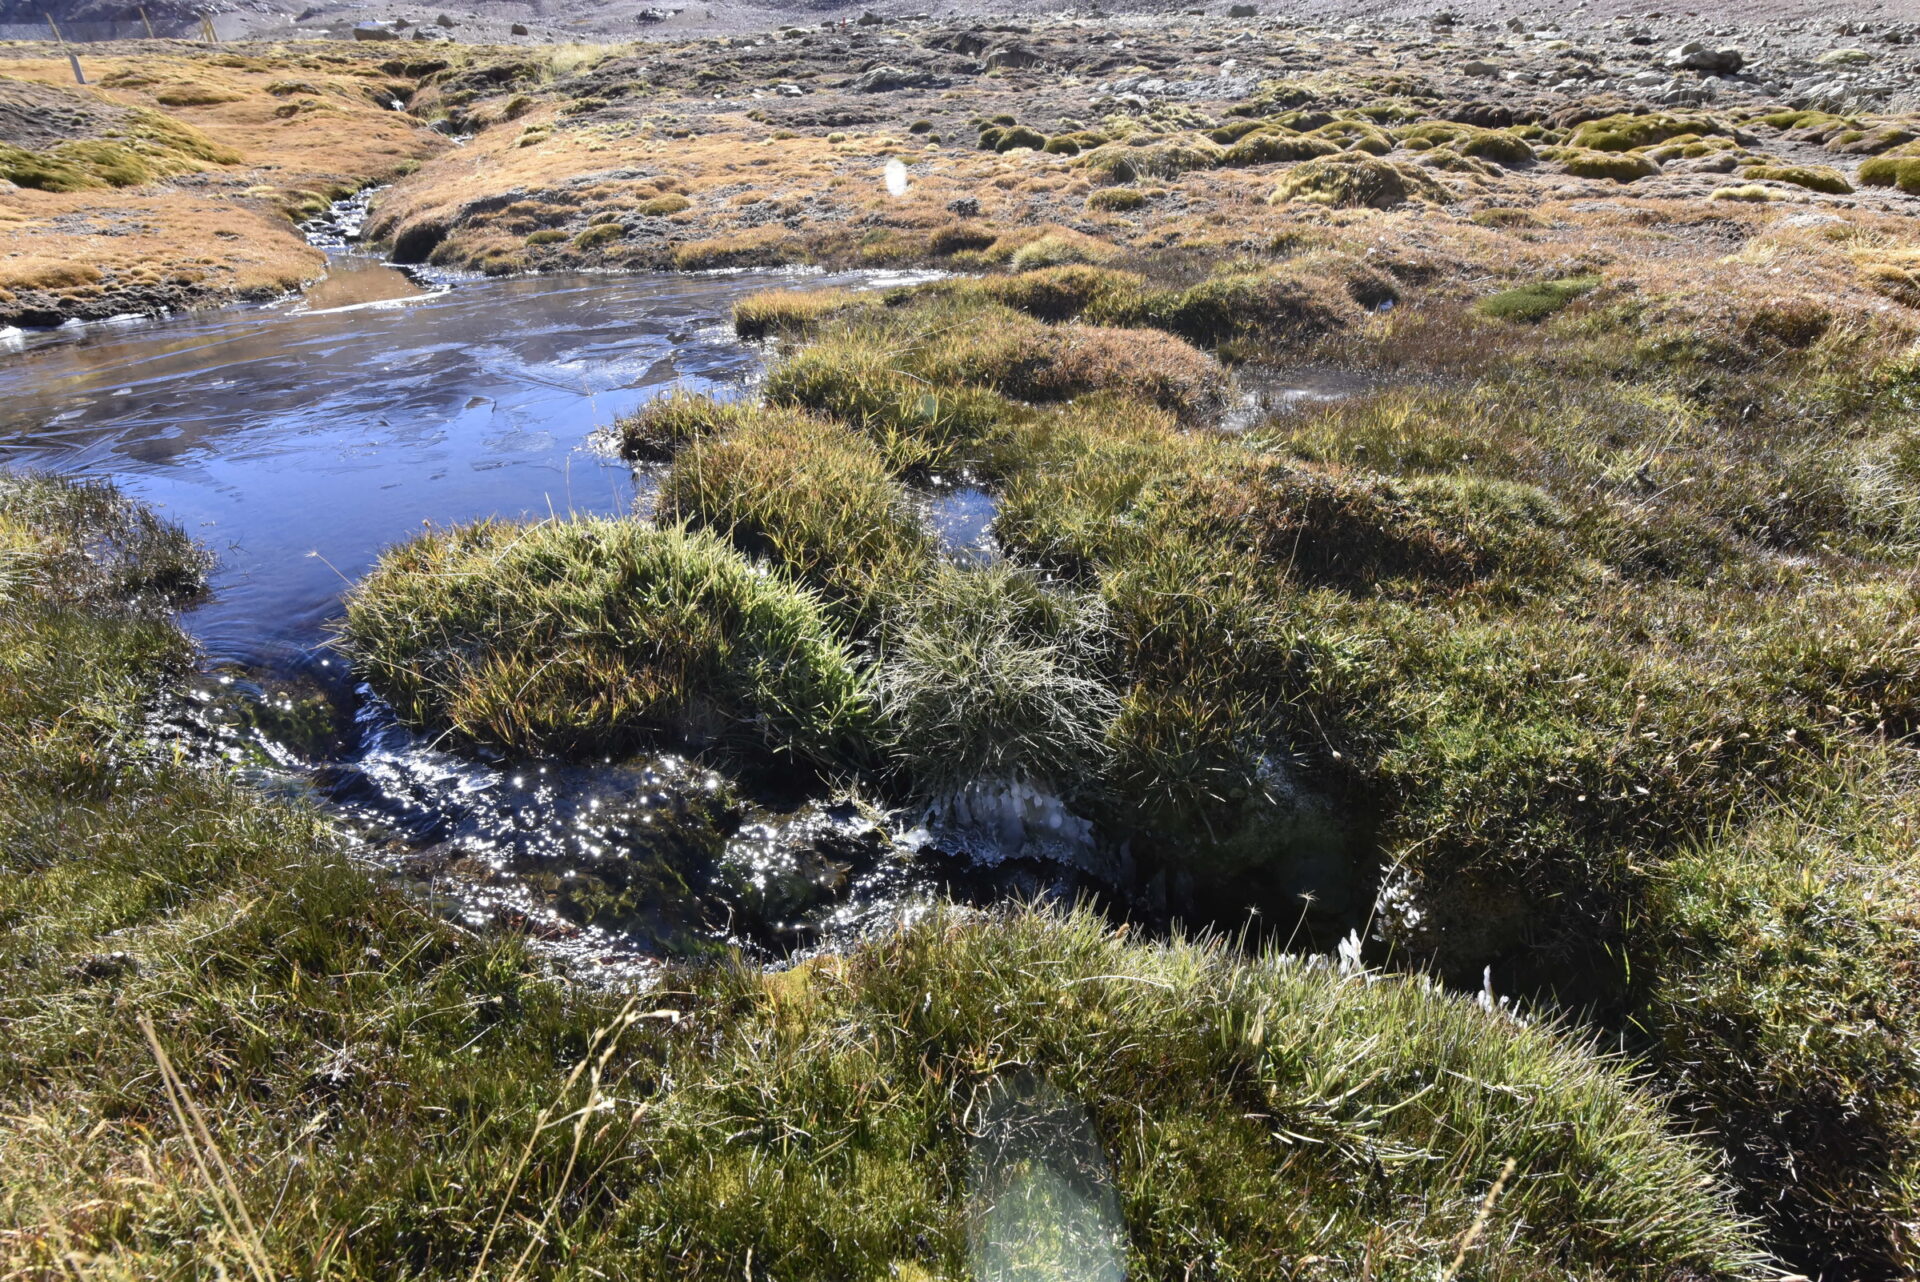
[0,45,446,318]
[0,188,325,304]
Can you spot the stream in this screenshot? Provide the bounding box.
[0,226,1086,979]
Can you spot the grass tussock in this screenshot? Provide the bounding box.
[876,563,1117,799]
[762,296,1225,460]
[658,403,934,625]
[341,517,874,768]
[614,387,763,461]
[732,286,862,338]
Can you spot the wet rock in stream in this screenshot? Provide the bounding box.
[167,666,1110,970]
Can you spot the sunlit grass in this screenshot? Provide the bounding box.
[341,516,875,768]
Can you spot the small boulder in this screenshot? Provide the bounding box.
[511,21,528,34]
[434,11,454,26]
[855,9,883,23]
[1228,3,1257,15]
[1666,40,1744,73]
[848,64,949,92]
[352,21,399,40]
[985,43,1043,69]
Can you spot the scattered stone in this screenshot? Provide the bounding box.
[856,10,883,24]
[1463,59,1497,76]
[927,29,989,55]
[1228,3,1257,16]
[1778,210,1846,228]
[67,951,138,983]
[352,22,399,40]
[1818,48,1874,66]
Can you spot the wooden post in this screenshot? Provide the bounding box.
[139,6,155,38]
[43,10,63,42]
[68,52,85,82]
[201,13,218,41]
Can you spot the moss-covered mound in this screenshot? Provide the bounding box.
[1086,185,1148,211]
[1268,152,1452,208]
[1476,274,1602,322]
[1859,155,1920,194]
[1555,146,1661,181]
[1740,164,1853,194]
[1569,112,1733,152]
[341,517,874,766]
[1219,127,1340,166]
[1398,122,1535,167]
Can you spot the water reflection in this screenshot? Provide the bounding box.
[0,269,869,664]
[924,480,1000,564]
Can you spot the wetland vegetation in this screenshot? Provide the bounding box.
[9,5,1920,1277]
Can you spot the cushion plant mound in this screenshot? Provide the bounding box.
[1268,153,1452,209]
[1555,146,1661,182]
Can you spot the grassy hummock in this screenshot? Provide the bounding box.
[659,403,935,625]
[714,256,1920,1275]
[341,516,875,767]
[1475,274,1602,322]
